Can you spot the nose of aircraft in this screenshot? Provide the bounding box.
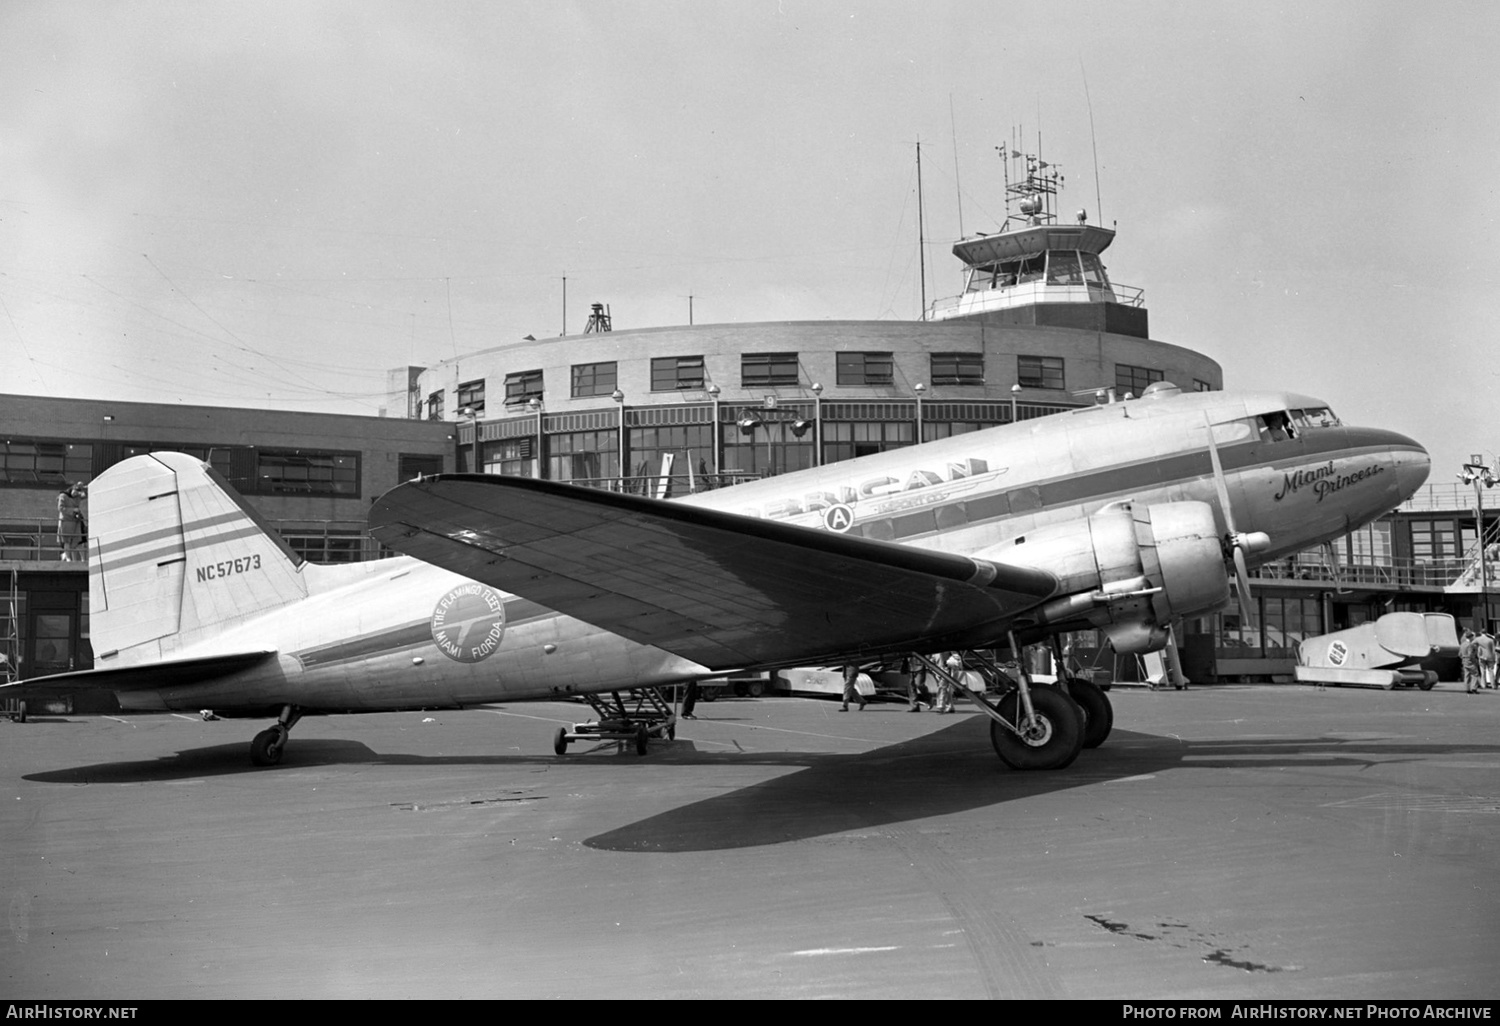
[1344,426,1430,509]
[1385,430,1432,503]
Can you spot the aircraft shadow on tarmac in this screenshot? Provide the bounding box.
[581,725,1500,852]
[25,719,1500,853]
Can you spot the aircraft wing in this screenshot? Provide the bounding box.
[369,475,1058,670]
[1,651,278,698]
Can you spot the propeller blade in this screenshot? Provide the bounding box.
[1233,546,1257,630]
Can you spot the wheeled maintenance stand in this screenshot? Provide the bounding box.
[552,687,677,756]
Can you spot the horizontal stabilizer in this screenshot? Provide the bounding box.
[1,651,277,698]
[369,475,1058,669]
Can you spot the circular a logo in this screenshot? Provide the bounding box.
[822,503,856,533]
[431,583,507,663]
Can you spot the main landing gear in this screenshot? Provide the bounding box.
[250,705,302,767]
[914,635,1115,771]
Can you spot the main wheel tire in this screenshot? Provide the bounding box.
[1065,676,1114,749]
[990,687,1083,770]
[553,726,569,755]
[250,728,284,767]
[634,726,649,756]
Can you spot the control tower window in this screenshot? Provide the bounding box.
[1046,250,1084,285]
[1015,255,1046,284]
[1080,253,1108,286]
[426,390,445,421]
[836,351,894,386]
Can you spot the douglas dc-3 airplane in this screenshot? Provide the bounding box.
[3,382,1429,771]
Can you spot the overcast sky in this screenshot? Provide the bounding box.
[2,1,1496,483]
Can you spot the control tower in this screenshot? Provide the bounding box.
[926,148,1148,338]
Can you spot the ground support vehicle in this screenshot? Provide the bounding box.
[552,687,676,756]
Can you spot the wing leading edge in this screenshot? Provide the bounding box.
[369,475,1058,670]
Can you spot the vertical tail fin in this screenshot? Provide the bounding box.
[91,452,309,659]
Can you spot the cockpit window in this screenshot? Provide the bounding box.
[1258,411,1298,442]
[1290,407,1341,430]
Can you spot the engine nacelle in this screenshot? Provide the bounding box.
[975,501,1229,654]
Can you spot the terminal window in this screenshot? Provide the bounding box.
[0,441,94,487]
[1017,355,1065,390]
[836,352,894,386]
[456,379,485,416]
[256,451,360,497]
[426,391,445,421]
[930,353,984,386]
[1115,364,1164,396]
[504,369,544,406]
[741,352,799,388]
[571,361,618,398]
[651,356,705,391]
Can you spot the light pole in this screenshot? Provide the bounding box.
[1010,383,1021,424]
[612,389,625,490]
[811,382,823,467]
[460,405,481,473]
[1461,455,1497,632]
[914,382,925,444]
[526,397,543,479]
[707,383,721,478]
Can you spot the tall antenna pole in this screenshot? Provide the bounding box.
[561,276,567,336]
[949,94,964,239]
[1081,59,1103,225]
[916,139,927,321]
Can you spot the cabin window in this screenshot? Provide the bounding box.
[1290,407,1340,430]
[1258,411,1297,442]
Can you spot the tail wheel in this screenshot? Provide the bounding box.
[250,728,284,767]
[1065,676,1114,749]
[553,726,569,755]
[634,726,649,756]
[990,687,1083,770]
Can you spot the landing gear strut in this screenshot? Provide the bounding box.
[914,641,1084,771]
[250,705,302,767]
